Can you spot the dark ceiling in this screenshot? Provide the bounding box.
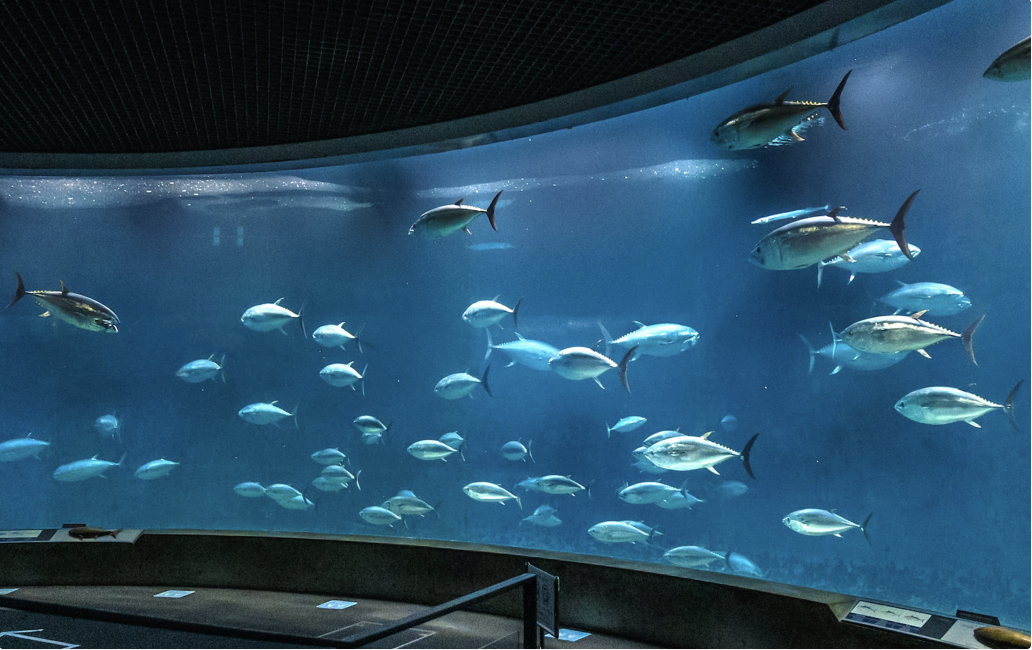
[0,0,828,156]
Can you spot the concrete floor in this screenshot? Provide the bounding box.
[0,585,655,649]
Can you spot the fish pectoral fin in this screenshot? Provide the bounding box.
[966,420,982,428]
[830,365,843,375]
[464,228,473,235]
[593,377,605,390]
[789,129,805,142]
[39,310,51,318]
[505,361,516,367]
[834,533,843,538]
[917,349,932,359]
[707,466,720,475]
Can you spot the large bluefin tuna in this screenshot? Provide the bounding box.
[134,459,180,480]
[238,401,298,427]
[983,36,1031,81]
[407,440,463,462]
[587,521,653,544]
[516,475,587,496]
[462,297,521,330]
[895,381,1022,429]
[176,355,226,383]
[749,192,919,271]
[664,545,726,569]
[8,272,120,333]
[644,432,758,478]
[312,322,362,352]
[599,323,699,360]
[840,312,983,364]
[799,323,909,375]
[409,191,503,239]
[712,71,851,150]
[462,482,521,508]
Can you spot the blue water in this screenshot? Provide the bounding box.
[1,0,1029,628]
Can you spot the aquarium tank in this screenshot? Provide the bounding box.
[1,0,1028,631]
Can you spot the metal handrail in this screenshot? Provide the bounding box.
[0,565,555,648]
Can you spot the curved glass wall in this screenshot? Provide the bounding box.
[1,0,1028,629]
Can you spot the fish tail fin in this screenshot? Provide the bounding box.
[827,69,851,130]
[1004,380,1023,431]
[486,190,502,232]
[117,452,127,468]
[816,261,824,288]
[724,551,734,571]
[383,422,392,445]
[618,346,637,394]
[861,513,873,547]
[360,364,368,397]
[8,272,26,308]
[962,314,985,366]
[512,297,522,331]
[481,365,493,397]
[356,324,366,354]
[219,354,227,383]
[433,500,443,519]
[110,529,122,539]
[606,423,612,439]
[292,403,300,430]
[888,190,920,261]
[459,445,466,462]
[297,298,308,338]
[485,328,493,363]
[515,495,522,511]
[797,334,816,375]
[354,469,362,491]
[741,433,759,479]
[598,322,614,359]
[527,439,535,463]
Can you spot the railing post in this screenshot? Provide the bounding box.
[523,573,540,649]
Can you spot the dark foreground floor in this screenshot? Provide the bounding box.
[0,585,655,649]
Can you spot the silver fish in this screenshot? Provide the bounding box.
[462,482,522,508]
[240,298,305,336]
[600,322,698,360]
[878,281,972,317]
[516,475,587,496]
[486,331,559,370]
[53,453,126,482]
[749,192,919,271]
[176,355,226,383]
[463,297,521,329]
[783,509,871,544]
[587,521,652,544]
[711,71,850,150]
[134,459,180,480]
[816,239,921,287]
[606,416,647,438]
[8,273,120,333]
[895,381,1022,429]
[434,368,492,399]
[751,205,831,225]
[238,401,297,427]
[799,323,910,375]
[548,346,636,392]
[233,482,266,497]
[409,191,502,239]
[407,440,463,462]
[644,432,758,478]
[383,491,439,517]
[664,545,725,569]
[839,312,983,364]
[360,506,402,526]
[983,36,1031,81]
[0,433,50,462]
[501,440,534,462]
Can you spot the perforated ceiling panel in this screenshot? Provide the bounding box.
[0,0,827,156]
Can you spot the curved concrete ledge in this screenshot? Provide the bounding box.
[0,0,949,175]
[0,529,949,648]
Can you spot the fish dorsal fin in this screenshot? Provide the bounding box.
[827,206,844,222]
[346,361,354,367]
[492,294,501,302]
[60,281,69,295]
[27,432,33,438]
[775,88,792,104]
[455,198,464,206]
[895,280,907,287]
[207,354,215,361]
[701,431,713,439]
[338,322,346,328]
[911,310,929,320]
[515,332,525,340]
[271,400,278,405]
[274,298,284,305]
[91,455,98,460]
[633,321,646,329]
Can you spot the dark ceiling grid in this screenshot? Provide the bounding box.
[0,0,830,156]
